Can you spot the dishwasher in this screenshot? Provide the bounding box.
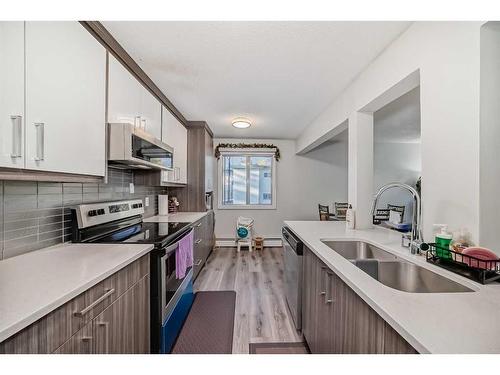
[282,226,304,331]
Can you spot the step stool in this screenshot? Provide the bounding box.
[254,237,264,251]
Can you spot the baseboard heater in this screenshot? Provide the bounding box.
[215,238,282,248]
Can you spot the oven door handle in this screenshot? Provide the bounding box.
[163,228,194,256]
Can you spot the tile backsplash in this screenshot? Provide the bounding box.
[0,168,169,260]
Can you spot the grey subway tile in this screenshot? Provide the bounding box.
[4,195,37,212]
[4,181,37,195]
[37,182,63,195]
[4,226,38,241]
[38,194,63,209]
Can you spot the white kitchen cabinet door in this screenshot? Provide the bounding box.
[175,120,188,184]
[108,54,142,125]
[162,106,187,184]
[139,86,162,139]
[25,22,106,176]
[0,22,25,169]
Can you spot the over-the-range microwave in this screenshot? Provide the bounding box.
[108,123,174,171]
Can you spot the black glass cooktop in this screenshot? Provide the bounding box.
[92,221,191,247]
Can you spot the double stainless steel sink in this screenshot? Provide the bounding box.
[321,240,473,293]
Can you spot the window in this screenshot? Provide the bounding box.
[218,152,276,209]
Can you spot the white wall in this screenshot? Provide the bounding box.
[373,87,421,223]
[374,143,421,223]
[213,137,348,239]
[296,22,482,242]
[479,22,500,251]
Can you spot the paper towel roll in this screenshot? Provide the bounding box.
[158,195,169,216]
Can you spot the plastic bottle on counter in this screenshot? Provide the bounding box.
[346,204,355,230]
[434,224,453,259]
[451,228,472,253]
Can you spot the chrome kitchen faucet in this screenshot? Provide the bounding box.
[370,182,426,255]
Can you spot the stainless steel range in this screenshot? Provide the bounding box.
[71,199,194,353]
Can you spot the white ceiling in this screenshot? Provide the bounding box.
[104,21,411,139]
[374,87,421,144]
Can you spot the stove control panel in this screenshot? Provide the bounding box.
[74,199,145,229]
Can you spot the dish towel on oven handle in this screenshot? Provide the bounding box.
[176,230,194,279]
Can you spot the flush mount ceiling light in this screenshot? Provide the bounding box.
[232,118,251,129]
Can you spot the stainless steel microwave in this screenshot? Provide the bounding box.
[108,123,174,171]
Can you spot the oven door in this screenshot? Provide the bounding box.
[160,229,194,323]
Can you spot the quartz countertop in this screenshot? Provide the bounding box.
[0,242,154,343]
[144,211,208,224]
[284,220,500,354]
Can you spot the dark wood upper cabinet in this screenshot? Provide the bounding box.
[185,121,215,212]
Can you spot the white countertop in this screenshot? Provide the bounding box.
[144,211,208,224]
[0,242,154,343]
[284,221,500,354]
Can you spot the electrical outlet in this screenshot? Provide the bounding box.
[145,196,150,207]
[129,182,134,194]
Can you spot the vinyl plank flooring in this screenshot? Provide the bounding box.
[194,247,303,354]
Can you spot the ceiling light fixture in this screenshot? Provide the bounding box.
[232,118,251,129]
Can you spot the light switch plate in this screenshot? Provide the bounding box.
[145,196,150,207]
[129,182,134,194]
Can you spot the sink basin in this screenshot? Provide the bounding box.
[321,240,473,293]
[376,261,473,293]
[321,240,398,261]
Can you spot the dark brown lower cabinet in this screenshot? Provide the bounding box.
[93,274,150,354]
[0,255,150,354]
[53,323,93,354]
[302,247,418,354]
[193,211,215,281]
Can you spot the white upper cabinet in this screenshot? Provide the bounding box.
[108,55,142,124]
[25,22,106,176]
[108,55,161,139]
[0,22,25,169]
[162,106,187,184]
[139,85,162,139]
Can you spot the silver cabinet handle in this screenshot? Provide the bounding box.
[195,239,202,244]
[325,272,335,304]
[98,321,110,354]
[134,116,141,128]
[34,122,44,161]
[74,288,115,317]
[10,115,22,158]
[319,266,327,296]
[194,259,202,266]
[195,222,202,227]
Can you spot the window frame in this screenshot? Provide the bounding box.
[217,148,277,210]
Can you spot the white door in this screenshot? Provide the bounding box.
[140,86,162,139]
[25,22,106,176]
[108,54,142,125]
[162,106,187,184]
[0,22,25,168]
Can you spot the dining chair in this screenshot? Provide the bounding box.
[318,204,334,221]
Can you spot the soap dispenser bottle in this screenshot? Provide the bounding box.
[434,224,453,259]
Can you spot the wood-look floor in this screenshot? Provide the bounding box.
[194,247,303,354]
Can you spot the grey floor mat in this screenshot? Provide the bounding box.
[249,342,310,354]
[171,291,236,354]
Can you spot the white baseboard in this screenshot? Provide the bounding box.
[215,238,282,248]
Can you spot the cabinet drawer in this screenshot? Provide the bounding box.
[85,254,149,319]
[52,323,93,354]
[0,254,149,354]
